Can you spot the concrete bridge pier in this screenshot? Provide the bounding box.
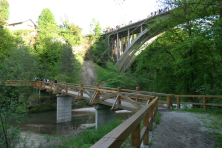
[56,94,72,123]
[94,105,116,128]
[116,33,119,60]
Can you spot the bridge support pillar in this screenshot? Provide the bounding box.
[120,36,123,55]
[128,29,130,45]
[56,94,72,123]
[116,33,119,60]
[125,36,127,49]
[94,105,115,128]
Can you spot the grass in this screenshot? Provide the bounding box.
[169,106,222,147]
[60,119,122,147]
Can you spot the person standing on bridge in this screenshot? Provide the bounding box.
[55,79,57,83]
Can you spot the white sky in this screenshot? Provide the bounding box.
[7,0,159,34]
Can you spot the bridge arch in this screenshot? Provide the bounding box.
[102,12,170,71]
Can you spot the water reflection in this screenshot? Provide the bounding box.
[18,108,133,136]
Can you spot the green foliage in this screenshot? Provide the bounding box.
[4,46,38,80]
[91,37,109,65]
[90,18,102,36]
[59,16,83,46]
[56,44,79,82]
[37,8,58,36]
[132,15,222,96]
[11,29,35,36]
[11,29,36,46]
[0,62,27,148]
[35,9,82,81]
[0,27,22,61]
[0,0,9,26]
[96,62,137,89]
[61,119,122,147]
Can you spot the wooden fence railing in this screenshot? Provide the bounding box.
[91,97,158,148]
[4,80,222,111]
[174,95,222,110]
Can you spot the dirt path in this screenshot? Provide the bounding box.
[150,109,215,148]
[80,60,97,85]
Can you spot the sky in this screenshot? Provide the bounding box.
[7,0,159,34]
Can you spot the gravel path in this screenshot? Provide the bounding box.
[150,109,215,148]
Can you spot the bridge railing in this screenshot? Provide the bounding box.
[174,95,222,111]
[4,80,222,111]
[91,97,158,148]
[3,80,34,86]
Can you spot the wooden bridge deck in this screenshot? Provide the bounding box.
[44,84,147,112]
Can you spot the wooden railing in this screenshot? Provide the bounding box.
[4,80,222,111]
[174,95,222,111]
[91,97,158,148]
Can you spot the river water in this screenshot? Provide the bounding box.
[18,108,134,136]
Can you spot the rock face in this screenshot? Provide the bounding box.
[80,60,97,85]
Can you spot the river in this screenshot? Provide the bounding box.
[18,107,134,136]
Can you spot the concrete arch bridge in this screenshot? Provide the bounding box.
[102,12,170,71]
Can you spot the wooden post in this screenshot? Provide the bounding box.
[153,101,157,122]
[143,113,149,145]
[58,84,60,92]
[167,96,171,109]
[96,84,100,104]
[117,87,121,107]
[132,123,140,147]
[149,105,153,131]
[43,80,45,89]
[177,97,180,109]
[203,97,206,111]
[149,98,152,104]
[50,81,52,90]
[66,82,68,95]
[136,87,140,102]
[80,83,83,99]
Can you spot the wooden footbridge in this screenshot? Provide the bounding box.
[4,80,222,148]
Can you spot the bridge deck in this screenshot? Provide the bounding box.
[43,84,149,112]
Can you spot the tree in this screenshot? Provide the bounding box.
[59,15,83,46]
[0,60,27,148]
[4,46,38,80]
[36,8,64,79]
[57,44,79,82]
[132,0,222,96]
[0,0,9,26]
[0,0,22,61]
[90,18,102,36]
[37,8,58,33]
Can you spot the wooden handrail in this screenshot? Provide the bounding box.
[91,97,158,148]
